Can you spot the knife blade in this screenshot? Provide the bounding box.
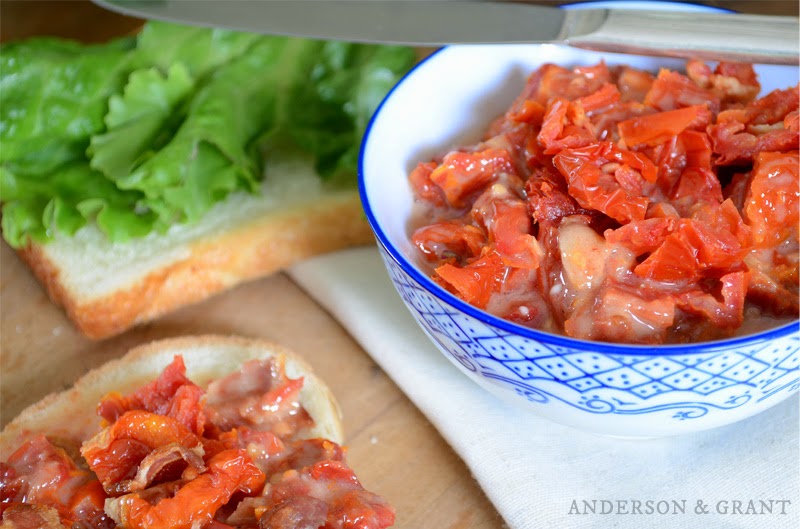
[93,0,799,65]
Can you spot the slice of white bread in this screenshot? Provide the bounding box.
[17,159,373,339]
[0,334,344,460]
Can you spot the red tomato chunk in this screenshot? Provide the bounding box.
[409,60,799,344]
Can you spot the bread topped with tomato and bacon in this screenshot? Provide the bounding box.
[0,335,395,529]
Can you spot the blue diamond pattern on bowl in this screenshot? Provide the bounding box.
[564,352,623,374]
[379,247,800,431]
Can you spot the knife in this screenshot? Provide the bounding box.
[93,0,798,65]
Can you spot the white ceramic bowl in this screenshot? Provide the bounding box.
[359,4,799,437]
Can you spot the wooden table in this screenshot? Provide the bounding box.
[0,1,795,528]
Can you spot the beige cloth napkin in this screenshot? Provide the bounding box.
[288,247,799,529]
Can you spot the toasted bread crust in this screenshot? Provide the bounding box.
[0,335,344,459]
[19,192,373,339]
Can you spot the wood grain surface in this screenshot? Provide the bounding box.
[0,1,795,528]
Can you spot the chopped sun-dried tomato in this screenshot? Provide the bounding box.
[618,104,711,148]
[744,151,799,248]
[410,59,798,343]
[472,185,541,269]
[97,356,206,436]
[429,148,518,208]
[435,249,506,308]
[553,142,654,222]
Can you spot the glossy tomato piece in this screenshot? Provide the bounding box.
[538,97,595,154]
[634,219,745,281]
[618,104,711,148]
[97,355,206,436]
[435,249,506,308]
[744,151,799,248]
[616,66,655,102]
[553,142,653,222]
[676,271,748,332]
[429,148,518,208]
[82,410,202,489]
[604,217,677,255]
[408,161,445,207]
[472,185,541,269]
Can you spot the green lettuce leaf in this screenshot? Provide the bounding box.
[0,37,135,177]
[134,21,262,79]
[118,37,320,225]
[270,42,417,181]
[1,162,153,247]
[0,22,416,249]
[88,63,194,181]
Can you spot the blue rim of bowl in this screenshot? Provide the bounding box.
[357,1,800,356]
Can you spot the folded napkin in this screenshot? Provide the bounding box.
[289,247,799,529]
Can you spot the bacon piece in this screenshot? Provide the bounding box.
[204,358,314,440]
[1,436,111,529]
[0,503,66,529]
[113,449,265,529]
[686,59,760,106]
[746,250,800,316]
[644,68,720,113]
[411,222,485,267]
[222,496,269,527]
[676,271,749,332]
[565,284,676,345]
[708,87,800,165]
[525,166,589,224]
[105,443,207,497]
[558,218,609,293]
[260,461,394,529]
[81,411,203,491]
[258,496,328,529]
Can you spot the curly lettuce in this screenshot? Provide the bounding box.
[0,22,415,248]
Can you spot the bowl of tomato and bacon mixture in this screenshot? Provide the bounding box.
[359,38,799,436]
